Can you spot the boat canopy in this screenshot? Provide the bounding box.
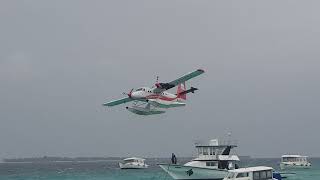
[195,139,237,148]
[281,155,307,158]
[281,155,308,162]
[123,157,145,162]
[218,155,240,161]
[226,166,273,180]
[228,166,273,173]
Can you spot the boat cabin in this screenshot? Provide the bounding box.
[280,154,311,169]
[224,166,274,180]
[119,157,148,169]
[186,139,240,170]
[123,157,146,164]
[281,155,307,163]
[195,139,237,157]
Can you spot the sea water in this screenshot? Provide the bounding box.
[0,158,319,180]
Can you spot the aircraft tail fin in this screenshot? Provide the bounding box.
[176,84,198,100]
[177,82,187,100]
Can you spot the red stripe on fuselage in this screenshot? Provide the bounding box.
[146,94,177,101]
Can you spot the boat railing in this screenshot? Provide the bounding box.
[194,139,238,147]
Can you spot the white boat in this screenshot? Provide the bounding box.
[280,155,311,169]
[119,157,149,169]
[223,166,277,180]
[159,139,240,180]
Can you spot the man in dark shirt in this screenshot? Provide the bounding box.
[171,153,177,164]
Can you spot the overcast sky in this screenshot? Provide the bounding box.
[1,1,320,159]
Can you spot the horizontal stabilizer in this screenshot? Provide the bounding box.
[177,87,198,96]
[153,69,204,93]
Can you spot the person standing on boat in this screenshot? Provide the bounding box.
[171,153,177,164]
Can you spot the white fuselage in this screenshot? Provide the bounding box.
[130,87,186,108]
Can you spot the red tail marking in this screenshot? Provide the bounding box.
[177,82,186,100]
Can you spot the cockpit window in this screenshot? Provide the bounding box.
[226,173,235,179]
[236,173,249,178]
[135,88,143,91]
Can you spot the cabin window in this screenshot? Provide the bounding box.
[253,172,260,180]
[260,171,267,179]
[210,147,215,155]
[124,159,135,163]
[282,157,288,162]
[197,148,201,155]
[266,171,272,178]
[206,162,217,166]
[203,148,208,155]
[236,173,249,178]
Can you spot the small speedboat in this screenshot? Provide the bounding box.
[223,166,281,180]
[119,157,148,169]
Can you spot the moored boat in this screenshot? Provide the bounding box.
[119,157,148,169]
[280,155,311,169]
[159,139,240,180]
[223,166,279,180]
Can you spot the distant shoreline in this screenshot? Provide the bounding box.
[3,156,319,163]
[2,156,122,163]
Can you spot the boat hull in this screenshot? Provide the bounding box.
[119,162,148,169]
[280,162,311,170]
[159,164,227,180]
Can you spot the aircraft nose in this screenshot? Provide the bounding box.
[130,92,140,99]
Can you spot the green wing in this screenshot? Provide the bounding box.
[103,97,133,107]
[168,69,205,87]
[153,69,205,93]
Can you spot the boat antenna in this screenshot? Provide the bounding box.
[227,132,232,145]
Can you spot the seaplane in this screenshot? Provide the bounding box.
[103,69,205,115]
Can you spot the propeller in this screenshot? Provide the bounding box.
[152,76,159,88]
[123,88,134,98]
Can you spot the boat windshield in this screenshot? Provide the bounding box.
[135,88,143,91]
[236,172,249,178]
[124,159,135,163]
[253,170,272,180]
[226,172,236,179]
